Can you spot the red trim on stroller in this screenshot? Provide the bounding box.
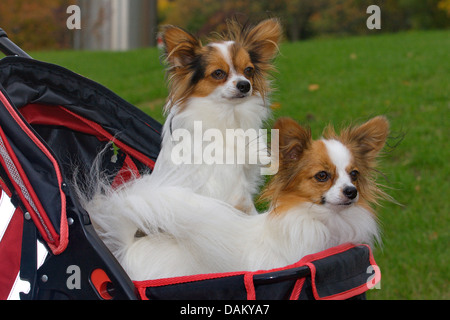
[0,93,67,255]
[111,154,141,189]
[0,207,24,300]
[289,278,306,300]
[134,270,247,299]
[133,243,381,300]
[0,100,157,257]
[20,104,156,170]
[244,273,256,300]
[305,243,380,300]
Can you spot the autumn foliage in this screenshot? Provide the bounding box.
[0,0,71,50]
[0,0,448,51]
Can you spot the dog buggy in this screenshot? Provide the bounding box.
[0,29,380,300]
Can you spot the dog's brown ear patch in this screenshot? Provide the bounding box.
[340,116,390,162]
[274,117,311,162]
[162,25,202,67]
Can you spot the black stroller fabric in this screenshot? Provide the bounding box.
[0,55,380,300]
[135,243,380,300]
[0,56,161,192]
[0,56,160,299]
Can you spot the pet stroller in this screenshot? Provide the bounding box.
[0,28,380,300]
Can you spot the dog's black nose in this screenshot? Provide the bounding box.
[343,186,358,200]
[236,80,251,93]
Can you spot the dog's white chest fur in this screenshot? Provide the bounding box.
[152,95,270,213]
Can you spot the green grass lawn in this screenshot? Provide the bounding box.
[30,30,449,299]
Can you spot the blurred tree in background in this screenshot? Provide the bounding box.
[161,0,449,41]
[0,0,71,50]
[0,0,448,51]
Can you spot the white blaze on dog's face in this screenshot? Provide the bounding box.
[263,116,390,214]
[322,139,359,208]
[207,41,254,100]
[162,18,282,110]
[190,41,255,102]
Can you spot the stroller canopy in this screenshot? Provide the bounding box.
[0,56,161,255]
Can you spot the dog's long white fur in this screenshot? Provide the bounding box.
[84,165,379,281]
[152,94,270,215]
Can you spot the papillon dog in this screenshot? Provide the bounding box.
[150,18,282,214]
[86,116,390,280]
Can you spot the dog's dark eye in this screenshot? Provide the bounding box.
[350,170,359,181]
[244,67,254,77]
[315,171,330,182]
[211,69,226,80]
